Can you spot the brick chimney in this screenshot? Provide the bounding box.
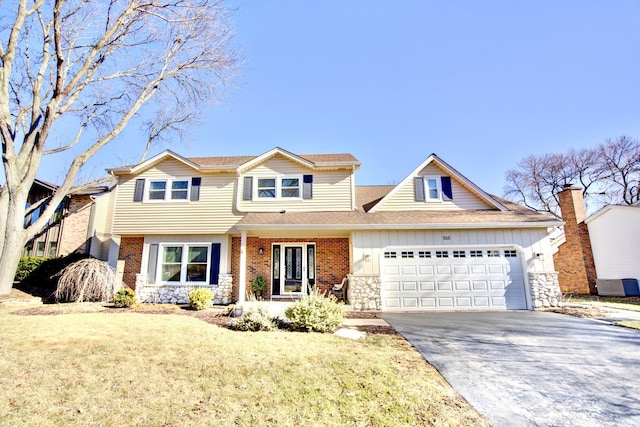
[554,185,597,294]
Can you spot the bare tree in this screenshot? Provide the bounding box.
[504,136,640,217]
[0,0,238,295]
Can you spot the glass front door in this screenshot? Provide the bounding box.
[283,246,304,293]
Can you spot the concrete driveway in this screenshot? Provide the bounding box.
[384,311,640,427]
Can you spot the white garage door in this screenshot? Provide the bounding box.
[382,247,527,310]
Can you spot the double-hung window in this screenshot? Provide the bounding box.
[147,178,190,201]
[424,176,441,201]
[256,176,301,199]
[160,244,209,283]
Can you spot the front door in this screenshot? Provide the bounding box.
[283,246,304,293]
[271,243,316,296]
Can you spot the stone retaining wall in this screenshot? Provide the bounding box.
[347,275,381,310]
[134,273,234,305]
[529,272,562,308]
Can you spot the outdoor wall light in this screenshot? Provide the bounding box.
[363,254,371,262]
[535,252,544,262]
[258,247,264,255]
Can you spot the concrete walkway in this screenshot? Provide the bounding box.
[384,311,640,427]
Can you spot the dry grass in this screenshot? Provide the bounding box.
[616,321,640,330]
[563,294,640,312]
[0,307,488,427]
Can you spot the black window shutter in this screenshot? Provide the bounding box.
[414,177,425,202]
[146,244,158,284]
[190,177,201,201]
[303,174,313,199]
[133,179,145,202]
[441,176,453,200]
[242,176,253,201]
[209,243,221,285]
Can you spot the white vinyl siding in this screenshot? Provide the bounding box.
[112,159,242,235]
[375,164,493,211]
[238,154,353,212]
[352,228,554,276]
[586,206,640,281]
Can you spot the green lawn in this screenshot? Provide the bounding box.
[0,306,488,427]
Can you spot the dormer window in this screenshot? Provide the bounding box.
[257,178,277,198]
[414,176,453,202]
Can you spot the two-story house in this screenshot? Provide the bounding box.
[106,147,562,311]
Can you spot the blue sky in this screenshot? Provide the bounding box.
[40,1,640,196]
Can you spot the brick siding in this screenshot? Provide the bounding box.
[231,236,349,301]
[58,194,93,255]
[554,187,597,294]
[118,237,144,290]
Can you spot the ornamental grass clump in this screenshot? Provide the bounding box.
[54,258,116,303]
[231,305,277,331]
[189,288,213,310]
[285,287,344,333]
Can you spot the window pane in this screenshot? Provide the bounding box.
[188,246,208,263]
[36,242,45,257]
[163,246,182,263]
[281,178,300,198]
[48,242,58,257]
[171,180,189,200]
[162,264,182,281]
[427,178,438,199]
[257,178,276,198]
[186,264,207,281]
[149,181,166,200]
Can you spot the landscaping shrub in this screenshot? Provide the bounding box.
[231,305,277,331]
[189,288,213,310]
[17,253,93,301]
[15,257,48,282]
[55,258,116,303]
[285,288,344,332]
[113,288,136,308]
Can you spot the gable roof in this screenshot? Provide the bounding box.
[585,203,640,224]
[107,148,360,175]
[368,153,507,212]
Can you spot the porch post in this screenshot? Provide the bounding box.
[238,231,247,304]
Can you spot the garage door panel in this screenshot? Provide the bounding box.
[473,297,490,307]
[401,266,417,275]
[437,265,452,274]
[438,297,454,307]
[456,297,472,307]
[402,281,417,291]
[402,298,418,308]
[382,246,527,311]
[455,281,471,291]
[471,265,486,274]
[420,281,435,291]
[453,265,470,274]
[437,281,453,291]
[384,281,400,292]
[473,281,488,290]
[418,266,435,275]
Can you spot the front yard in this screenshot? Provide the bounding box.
[0,304,488,426]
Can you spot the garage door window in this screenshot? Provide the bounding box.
[435,250,449,258]
[504,250,517,257]
[487,250,500,257]
[401,251,414,258]
[453,250,466,258]
[384,251,397,258]
[470,250,483,257]
[418,251,431,258]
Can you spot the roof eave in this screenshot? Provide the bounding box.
[234,220,562,231]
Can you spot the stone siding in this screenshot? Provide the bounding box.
[135,273,233,304]
[347,275,381,310]
[529,272,562,308]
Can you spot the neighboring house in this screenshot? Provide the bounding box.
[106,147,562,311]
[553,186,640,293]
[586,204,640,284]
[23,179,110,258]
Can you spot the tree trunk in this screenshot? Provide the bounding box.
[0,197,27,296]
